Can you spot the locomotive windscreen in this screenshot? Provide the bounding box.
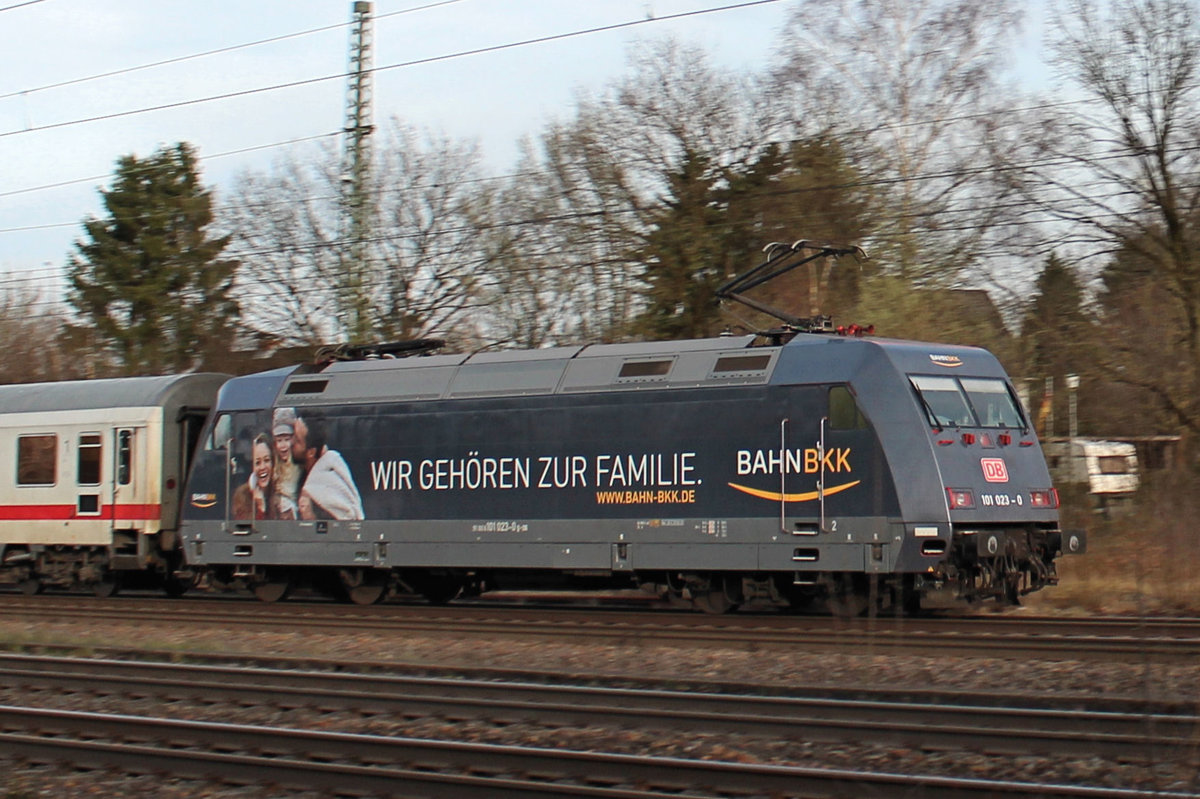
[909,375,1025,429]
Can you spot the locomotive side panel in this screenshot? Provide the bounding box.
[182,383,902,578]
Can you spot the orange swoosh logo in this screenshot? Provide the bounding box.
[728,479,861,503]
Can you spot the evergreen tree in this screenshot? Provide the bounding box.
[68,143,239,374]
[1020,253,1095,435]
[631,139,874,341]
[631,149,729,340]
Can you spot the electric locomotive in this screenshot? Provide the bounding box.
[176,328,1080,613]
[177,243,1083,613]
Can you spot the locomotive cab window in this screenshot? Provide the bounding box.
[910,375,1027,429]
[909,375,974,427]
[959,378,1026,429]
[828,386,868,430]
[205,413,234,451]
[17,434,57,486]
[77,433,102,485]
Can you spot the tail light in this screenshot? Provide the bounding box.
[947,488,975,509]
[1030,488,1059,508]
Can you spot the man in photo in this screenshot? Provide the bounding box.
[292,409,365,521]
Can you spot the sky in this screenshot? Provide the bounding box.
[0,0,796,302]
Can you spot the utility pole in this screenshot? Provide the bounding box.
[340,0,374,344]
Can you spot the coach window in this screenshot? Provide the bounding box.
[828,386,868,430]
[117,430,133,486]
[17,434,56,486]
[77,434,102,485]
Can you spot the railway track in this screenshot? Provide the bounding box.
[2,593,1200,662]
[8,706,1191,799]
[1,653,1195,799]
[2,652,1195,760]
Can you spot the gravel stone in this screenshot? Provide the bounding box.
[1,613,1197,797]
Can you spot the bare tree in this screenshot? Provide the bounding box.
[771,0,1026,287]
[1029,0,1200,441]
[225,124,498,349]
[224,145,342,347]
[481,39,791,345]
[478,122,648,346]
[0,282,84,382]
[368,121,497,345]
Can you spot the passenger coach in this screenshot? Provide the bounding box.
[0,374,226,596]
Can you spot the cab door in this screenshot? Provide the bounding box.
[183,410,261,531]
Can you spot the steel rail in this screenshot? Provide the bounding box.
[8,594,1200,636]
[3,642,1190,714]
[0,653,1194,761]
[0,705,1191,799]
[3,596,1200,662]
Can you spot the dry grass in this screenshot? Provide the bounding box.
[1027,472,1200,615]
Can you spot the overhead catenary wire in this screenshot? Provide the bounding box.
[1,130,1185,274]
[0,0,462,103]
[1,0,1188,328]
[0,0,44,12]
[4,96,1189,236]
[0,0,782,141]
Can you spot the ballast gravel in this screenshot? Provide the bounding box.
[0,611,1197,798]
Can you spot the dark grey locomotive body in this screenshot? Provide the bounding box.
[180,333,1083,612]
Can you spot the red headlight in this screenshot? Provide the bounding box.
[1030,488,1059,508]
[947,488,975,509]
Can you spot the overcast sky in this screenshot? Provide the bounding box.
[0,0,795,299]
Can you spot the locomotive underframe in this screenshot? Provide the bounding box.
[182,518,1074,615]
[930,524,1067,605]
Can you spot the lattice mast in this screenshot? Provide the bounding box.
[340,0,375,344]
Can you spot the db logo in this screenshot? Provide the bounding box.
[981,458,1009,483]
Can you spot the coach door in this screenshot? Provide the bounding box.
[109,427,143,533]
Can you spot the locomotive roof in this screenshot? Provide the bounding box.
[249,333,1005,409]
[0,373,229,414]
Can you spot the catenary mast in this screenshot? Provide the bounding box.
[340,1,374,344]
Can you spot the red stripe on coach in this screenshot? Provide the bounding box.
[0,504,162,521]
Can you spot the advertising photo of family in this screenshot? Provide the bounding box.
[233,407,365,522]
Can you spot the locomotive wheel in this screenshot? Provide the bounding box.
[824,574,869,618]
[252,580,292,603]
[92,579,120,598]
[347,584,386,605]
[340,569,388,605]
[162,576,191,598]
[693,575,741,615]
[420,581,463,605]
[18,578,42,596]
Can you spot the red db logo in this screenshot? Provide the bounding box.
[981,458,1009,483]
